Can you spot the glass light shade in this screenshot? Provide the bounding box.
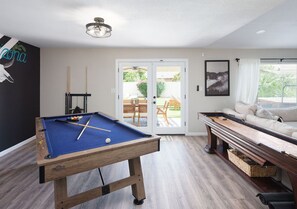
[86,18,112,38]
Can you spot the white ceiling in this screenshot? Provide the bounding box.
[0,0,295,48]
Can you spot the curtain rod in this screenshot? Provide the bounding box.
[235,58,297,62]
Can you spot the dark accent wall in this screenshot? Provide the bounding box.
[0,35,40,152]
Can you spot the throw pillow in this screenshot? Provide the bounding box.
[256,107,281,121]
[256,108,274,120]
[235,101,257,115]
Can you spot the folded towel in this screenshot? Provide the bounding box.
[256,192,294,205]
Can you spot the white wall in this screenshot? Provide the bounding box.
[40,48,297,134]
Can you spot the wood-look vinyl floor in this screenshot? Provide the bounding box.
[0,136,266,209]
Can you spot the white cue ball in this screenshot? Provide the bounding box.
[105,138,111,144]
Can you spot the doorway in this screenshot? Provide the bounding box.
[116,60,187,134]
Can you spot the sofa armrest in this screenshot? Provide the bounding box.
[246,114,297,137]
[222,108,246,120]
[268,107,297,122]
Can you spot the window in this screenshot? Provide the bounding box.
[257,63,297,108]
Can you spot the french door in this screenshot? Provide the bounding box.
[116,60,187,134]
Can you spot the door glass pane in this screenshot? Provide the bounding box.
[122,66,148,127]
[156,66,181,128]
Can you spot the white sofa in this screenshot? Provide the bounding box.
[223,102,297,139]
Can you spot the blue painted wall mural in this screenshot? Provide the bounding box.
[0,33,40,152]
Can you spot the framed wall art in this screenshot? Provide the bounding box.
[205,60,230,96]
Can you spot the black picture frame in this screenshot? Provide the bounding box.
[205,60,230,96]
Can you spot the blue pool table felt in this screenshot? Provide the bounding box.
[42,113,150,158]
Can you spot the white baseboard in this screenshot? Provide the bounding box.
[0,135,36,158]
[185,132,207,136]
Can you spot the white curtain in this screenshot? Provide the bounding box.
[236,58,260,104]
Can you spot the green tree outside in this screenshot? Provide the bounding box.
[123,70,146,82]
[137,81,166,98]
[258,65,296,98]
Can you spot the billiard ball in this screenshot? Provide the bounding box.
[105,138,111,144]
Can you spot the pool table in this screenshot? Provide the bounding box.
[36,112,160,209]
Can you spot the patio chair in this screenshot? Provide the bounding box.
[168,98,181,110]
[136,103,147,126]
[157,101,170,125]
[123,99,136,123]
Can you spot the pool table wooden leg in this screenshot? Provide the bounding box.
[204,125,217,154]
[128,157,146,204]
[54,177,68,209]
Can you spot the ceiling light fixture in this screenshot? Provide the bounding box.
[86,17,112,38]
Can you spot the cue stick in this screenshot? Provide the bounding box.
[77,115,93,140]
[67,66,71,93]
[55,119,111,133]
[85,66,88,93]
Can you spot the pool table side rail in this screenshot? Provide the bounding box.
[36,117,50,163]
[42,112,95,120]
